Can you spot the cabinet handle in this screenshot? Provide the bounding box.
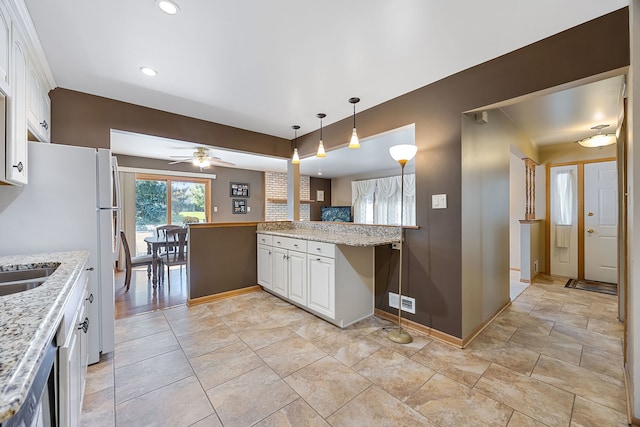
[12,162,23,172]
[294,244,298,247]
[86,293,94,303]
[85,267,94,271]
[268,251,272,255]
[276,241,281,244]
[316,248,321,251]
[78,317,89,333]
[40,120,48,130]
[316,258,321,261]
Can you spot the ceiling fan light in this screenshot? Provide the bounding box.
[156,0,180,15]
[348,128,360,149]
[139,66,158,77]
[577,133,617,148]
[292,148,300,164]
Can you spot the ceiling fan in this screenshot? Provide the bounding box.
[168,147,235,170]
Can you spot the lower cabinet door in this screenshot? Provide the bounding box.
[257,244,273,289]
[307,256,335,318]
[288,250,307,306]
[272,247,288,297]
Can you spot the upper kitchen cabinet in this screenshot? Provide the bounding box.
[0,0,55,185]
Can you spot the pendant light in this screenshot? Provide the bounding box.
[348,97,361,149]
[291,125,301,164]
[316,113,327,157]
[576,124,617,148]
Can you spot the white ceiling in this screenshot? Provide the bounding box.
[25,0,627,140]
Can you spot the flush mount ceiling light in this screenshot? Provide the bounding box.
[348,97,361,149]
[291,125,301,164]
[156,0,180,15]
[577,124,617,148]
[316,113,327,158]
[139,66,158,77]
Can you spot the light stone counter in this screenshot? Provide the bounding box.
[0,251,89,423]
[257,221,402,246]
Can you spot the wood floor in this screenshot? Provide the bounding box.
[115,266,188,319]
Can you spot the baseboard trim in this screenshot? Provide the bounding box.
[187,285,262,306]
[375,299,511,350]
[624,364,636,425]
[519,278,531,283]
[374,309,464,348]
[461,300,512,348]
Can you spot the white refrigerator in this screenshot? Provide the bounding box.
[0,141,120,364]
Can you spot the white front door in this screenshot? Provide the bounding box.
[550,165,578,278]
[584,161,618,283]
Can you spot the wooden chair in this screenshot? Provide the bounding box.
[160,228,188,286]
[120,231,158,292]
[156,224,183,239]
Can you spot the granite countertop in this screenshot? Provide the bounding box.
[257,221,402,247]
[0,251,89,423]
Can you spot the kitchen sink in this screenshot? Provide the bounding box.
[0,266,57,297]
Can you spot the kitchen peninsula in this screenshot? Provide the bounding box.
[257,221,401,327]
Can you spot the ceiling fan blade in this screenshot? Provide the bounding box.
[168,158,192,165]
[210,159,235,166]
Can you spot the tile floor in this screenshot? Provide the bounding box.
[81,274,627,426]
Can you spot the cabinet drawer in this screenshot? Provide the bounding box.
[307,241,335,258]
[273,236,307,252]
[257,233,273,246]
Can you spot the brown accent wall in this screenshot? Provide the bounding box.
[188,223,258,299]
[51,9,630,338]
[309,177,332,221]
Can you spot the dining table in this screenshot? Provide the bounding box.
[144,232,187,286]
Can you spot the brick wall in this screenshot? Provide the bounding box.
[265,172,310,221]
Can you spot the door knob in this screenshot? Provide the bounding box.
[587,212,594,217]
[587,228,594,233]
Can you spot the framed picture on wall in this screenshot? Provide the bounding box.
[233,199,247,214]
[230,182,250,197]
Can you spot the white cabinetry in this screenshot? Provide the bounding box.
[6,24,27,184]
[257,233,375,327]
[0,2,10,96]
[27,61,50,142]
[58,268,90,427]
[257,244,273,290]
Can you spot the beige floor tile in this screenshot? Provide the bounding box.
[80,386,115,427]
[219,308,276,332]
[254,398,329,427]
[265,305,317,325]
[284,356,370,418]
[467,335,540,375]
[531,355,626,413]
[474,363,574,426]
[344,315,395,336]
[366,328,432,358]
[508,327,583,365]
[551,322,622,355]
[115,349,193,404]
[480,322,518,342]
[586,316,624,337]
[411,341,490,387]
[315,330,383,367]
[176,324,240,359]
[164,308,224,337]
[236,325,298,350]
[206,365,297,427]
[116,376,214,427]
[114,330,180,369]
[570,396,628,427]
[114,310,170,344]
[290,317,341,342]
[530,306,589,329]
[256,336,326,377]
[327,386,435,427]
[493,310,554,335]
[205,298,254,317]
[189,414,223,427]
[562,301,618,322]
[507,301,535,314]
[84,356,114,395]
[580,345,624,381]
[353,348,434,401]
[507,411,548,426]
[406,373,513,427]
[162,303,212,322]
[190,341,264,390]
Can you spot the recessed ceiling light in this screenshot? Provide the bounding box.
[139,66,158,77]
[156,0,180,15]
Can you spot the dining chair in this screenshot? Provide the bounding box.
[156,224,183,239]
[160,228,188,286]
[120,231,159,292]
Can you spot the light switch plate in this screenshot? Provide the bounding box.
[213,206,218,212]
[247,206,251,212]
[432,194,447,209]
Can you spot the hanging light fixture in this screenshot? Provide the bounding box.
[348,97,361,149]
[576,124,617,148]
[387,144,418,345]
[291,125,301,164]
[316,113,327,157]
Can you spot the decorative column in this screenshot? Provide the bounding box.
[524,158,537,220]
